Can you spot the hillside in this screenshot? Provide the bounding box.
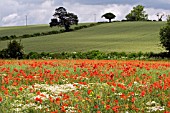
[0,22,166,53]
[0,23,90,37]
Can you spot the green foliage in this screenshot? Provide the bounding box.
[21,50,170,60]
[167,16,170,25]
[0,49,9,58]
[85,50,107,59]
[126,5,148,21]
[22,34,32,38]
[102,12,116,22]
[160,16,170,53]
[26,52,41,59]
[50,7,79,31]
[1,48,169,59]
[0,40,24,59]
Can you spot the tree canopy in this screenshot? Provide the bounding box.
[49,7,78,31]
[102,12,116,23]
[160,16,170,53]
[125,5,148,21]
[0,40,24,59]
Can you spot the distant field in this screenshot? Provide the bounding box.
[0,23,90,37]
[0,22,166,53]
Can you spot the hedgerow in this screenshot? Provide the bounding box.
[1,50,169,60]
[0,23,103,41]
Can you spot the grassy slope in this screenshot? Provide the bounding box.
[0,22,166,53]
[0,23,90,37]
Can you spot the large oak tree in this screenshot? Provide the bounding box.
[49,7,78,31]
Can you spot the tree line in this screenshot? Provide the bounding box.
[49,5,165,31]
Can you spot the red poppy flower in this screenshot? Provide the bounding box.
[106,105,110,110]
[97,111,101,113]
[87,90,92,95]
[141,91,146,97]
[168,101,170,108]
[120,93,127,100]
[63,94,70,100]
[51,110,58,113]
[131,97,135,103]
[35,97,42,103]
[94,105,98,109]
[112,106,120,112]
[56,97,60,102]
[0,97,3,103]
[61,106,66,112]
[111,88,115,92]
[19,87,23,91]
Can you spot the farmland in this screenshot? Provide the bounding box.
[0,21,170,113]
[0,22,166,53]
[0,23,90,37]
[0,59,170,113]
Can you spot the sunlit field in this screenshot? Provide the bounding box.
[0,22,165,53]
[0,59,170,113]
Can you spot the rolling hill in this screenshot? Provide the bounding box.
[0,22,166,53]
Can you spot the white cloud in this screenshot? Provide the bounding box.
[1,1,170,26]
[100,4,134,20]
[146,8,170,21]
[0,0,56,26]
[25,0,55,25]
[2,13,22,26]
[62,3,134,22]
[63,3,170,22]
[2,13,18,23]
[0,0,19,17]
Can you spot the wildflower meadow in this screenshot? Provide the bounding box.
[0,59,170,113]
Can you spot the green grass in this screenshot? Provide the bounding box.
[0,24,59,37]
[0,22,166,53]
[0,23,90,37]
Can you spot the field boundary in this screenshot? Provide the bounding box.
[0,23,104,41]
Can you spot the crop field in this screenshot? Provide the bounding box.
[0,23,90,37]
[0,59,170,113]
[0,22,166,53]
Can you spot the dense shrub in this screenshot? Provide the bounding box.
[159,16,170,54]
[48,31,58,35]
[85,50,102,59]
[160,26,170,52]
[1,49,169,60]
[0,49,9,58]
[33,33,41,37]
[22,34,31,38]
[88,24,95,27]
[74,26,81,30]
[0,40,24,59]
[10,35,17,39]
[26,52,41,59]
[0,36,9,40]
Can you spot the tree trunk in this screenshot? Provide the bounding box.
[64,24,70,32]
[109,19,111,23]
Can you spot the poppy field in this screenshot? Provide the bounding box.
[0,59,170,113]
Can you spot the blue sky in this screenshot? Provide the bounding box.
[0,0,170,26]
